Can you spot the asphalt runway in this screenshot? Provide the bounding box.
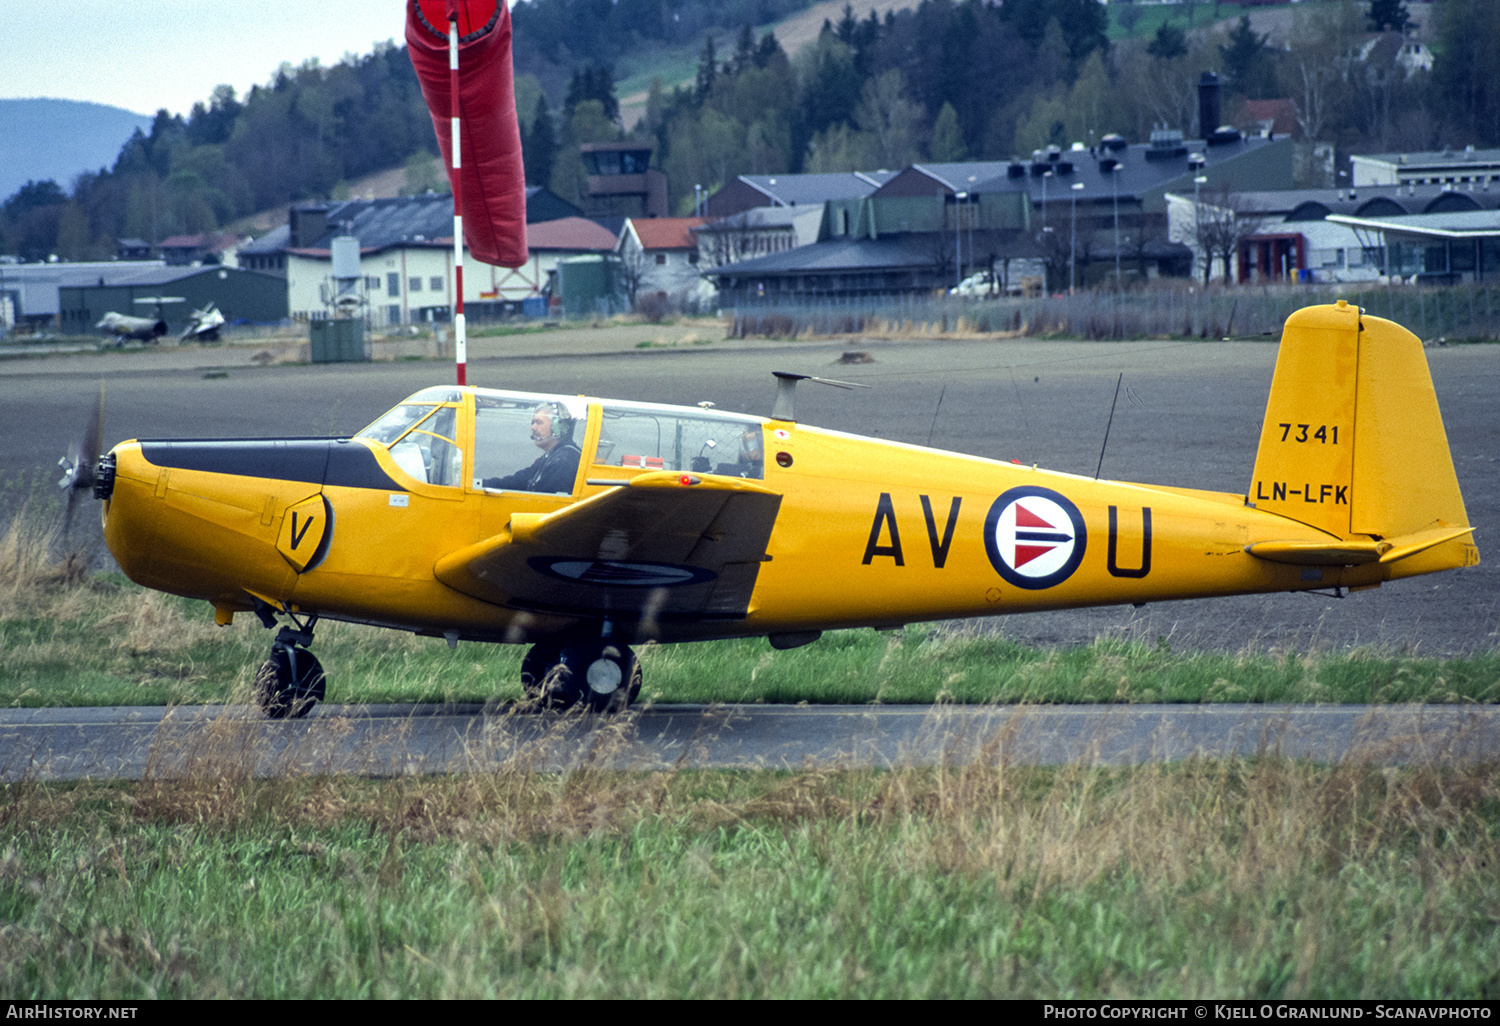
[3,702,1497,782]
[5,329,1497,656]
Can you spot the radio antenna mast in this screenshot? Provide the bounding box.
[1095,373,1123,480]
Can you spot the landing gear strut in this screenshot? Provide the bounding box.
[253,616,325,719]
[521,632,640,713]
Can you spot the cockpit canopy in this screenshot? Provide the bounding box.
[594,400,765,480]
[356,387,765,494]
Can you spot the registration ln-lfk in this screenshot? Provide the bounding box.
[78,302,1479,716]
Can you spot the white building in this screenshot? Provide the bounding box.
[1166,183,1500,284]
[244,195,615,325]
[693,206,824,270]
[1351,148,1500,189]
[617,217,710,311]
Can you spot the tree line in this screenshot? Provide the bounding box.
[4,0,1500,262]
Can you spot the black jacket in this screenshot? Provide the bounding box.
[485,442,581,493]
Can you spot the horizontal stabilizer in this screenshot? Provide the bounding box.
[1245,539,1382,566]
[1246,526,1474,567]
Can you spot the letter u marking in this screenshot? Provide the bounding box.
[1107,506,1151,579]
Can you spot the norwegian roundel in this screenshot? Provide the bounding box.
[984,486,1087,590]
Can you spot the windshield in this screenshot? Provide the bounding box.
[357,403,440,446]
[356,403,463,486]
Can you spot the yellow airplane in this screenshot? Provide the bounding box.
[63,302,1478,717]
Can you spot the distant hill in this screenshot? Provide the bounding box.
[617,0,918,129]
[0,98,152,201]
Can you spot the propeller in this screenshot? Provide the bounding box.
[57,385,105,539]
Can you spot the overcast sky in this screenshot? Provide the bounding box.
[0,1,501,117]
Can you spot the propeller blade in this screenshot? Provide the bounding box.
[58,384,105,539]
[82,385,104,478]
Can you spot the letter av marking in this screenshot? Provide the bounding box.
[920,495,961,569]
[862,492,904,565]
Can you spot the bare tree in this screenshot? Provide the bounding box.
[1119,37,1213,140]
[700,211,760,268]
[1194,184,1267,286]
[924,228,958,290]
[617,245,652,309]
[1284,2,1362,143]
[1124,214,1174,282]
[1039,225,1071,294]
[854,69,924,171]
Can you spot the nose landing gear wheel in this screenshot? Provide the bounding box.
[254,633,326,719]
[521,640,640,712]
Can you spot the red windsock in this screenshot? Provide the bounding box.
[406,0,528,268]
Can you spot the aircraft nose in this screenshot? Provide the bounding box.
[93,447,118,501]
[99,442,158,579]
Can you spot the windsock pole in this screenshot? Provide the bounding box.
[448,14,467,386]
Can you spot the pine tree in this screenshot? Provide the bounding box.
[732,23,756,76]
[1220,16,1277,99]
[696,35,719,104]
[1368,0,1411,33]
[524,95,557,187]
[1147,23,1188,61]
[835,4,857,44]
[565,65,619,124]
[754,31,783,70]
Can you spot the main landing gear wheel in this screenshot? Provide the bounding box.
[254,628,326,719]
[521,639,641,713]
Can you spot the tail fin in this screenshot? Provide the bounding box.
[1249,300,1477,574]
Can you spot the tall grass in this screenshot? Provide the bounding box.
[0,750,1495,997]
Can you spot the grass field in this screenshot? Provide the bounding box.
[2,755,1496,998]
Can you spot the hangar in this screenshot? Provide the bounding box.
[56,265,288,335]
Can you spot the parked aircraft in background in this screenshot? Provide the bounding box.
[179,304,225,342]
[95,312,166,343]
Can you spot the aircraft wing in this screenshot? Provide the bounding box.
[434,472,782,623]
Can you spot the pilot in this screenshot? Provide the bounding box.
[717,426,764,477]
[739,426,764,472]
[484,402,582,493]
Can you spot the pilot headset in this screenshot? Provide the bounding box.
[540,401,576,444]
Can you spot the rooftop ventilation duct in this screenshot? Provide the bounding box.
[1198,72,1220,141]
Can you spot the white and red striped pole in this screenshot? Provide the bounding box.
[448,12,467,386]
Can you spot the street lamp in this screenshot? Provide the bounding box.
[1192,174,1208,282]
[1041,169,1053,233]
[954,190,968,290]
[1070,181,1084,294]
[1111,164,1122,286]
